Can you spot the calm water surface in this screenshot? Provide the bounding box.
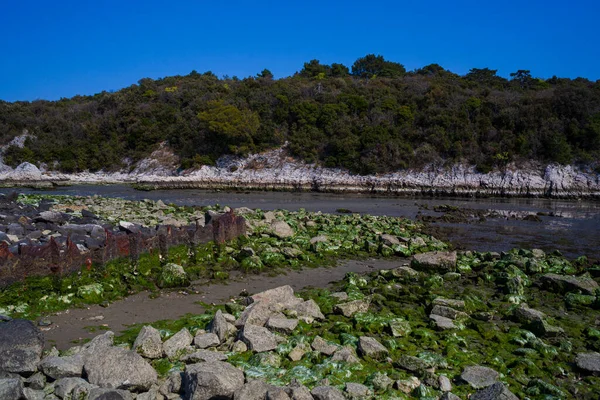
[4,185,599,259]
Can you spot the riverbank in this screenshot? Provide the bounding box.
[1,146,599,198]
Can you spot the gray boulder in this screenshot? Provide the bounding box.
[183,361,244,400]
[241,324,278,352]
[412,251,457,271]
[470,382,518,400]
[331,347,360,364]
[38,354,84,379]
[194,332,220,349]
[440,393,462,400]
[432,298,465,309]
[266,317,299,334]
[0,378,23,400]
[182,350,228,363]
[83,346,157,390]
[540,273,599,295]
[311,386,345,400]
[513,304,545,324]
[235,302,282,328]
[344,382,371,399]
[391,266,419,278]
[311,336,339,356]
[88,387,135,400]
[24,372,45,390]
[54,377,91,399]
[234,379,270,399]
[284,381,313,400]
[430,314,456,330]
[461,365,500,389]
[163,328,193,359]
[333,299,370,317]
[133,326,163,359]
[380,234,400,246]
[159,371,183,397]
[357,336,388,359]
[250,285,303,309]
[0,319,44,374]
[23,387,45,400]
[209,310,230,342]
[431,305,468,320]
[288,300,324,322]
[270,221,294,238]
[575,352,600,373]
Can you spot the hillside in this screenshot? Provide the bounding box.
[1,55,599,176]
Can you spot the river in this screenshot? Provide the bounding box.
[3,185,599,259]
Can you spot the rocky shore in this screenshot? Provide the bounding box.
[1,146,599,198]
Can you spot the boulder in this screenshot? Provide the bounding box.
[159,371,183,397]
[334,299,370,317]
[183,361,244,400]
[0,319,44,374]
[182,350,228,363]
[396,356,430,373]
[240,324,278,352]
[430,314,456,330]
[344,382,371,398]
[540,273,599,295]
[133,326,163,359]
[209,310,230,342]
[331,347,360,363]
[311,336,339,356]
[88,387,135,400]
[266,317,299,334]
[158,263,190,288]
[357,336,388,359]
[439,375,452,392]
[440,393,461,400]
[460,365,500,389]
[311,386,345,400]
[287,300,324,322]
[163,328,193,359]
[431,305,468,320]
[470,382,518,400]
[83,346,157,390]
[575,352,600,373]
[391,266,419,278]
[12,162,42,180]
[234,379,270,400]
[412,251,457,271]
[270,220,294,238]
[54,377,91,399]
[235,302,284,328]
[38,354,84,379]
[194,333,220,349]
[288,344,309,362]
[284,381,313,400]
[0,378,23,400]
[23,387,45,400]
[395,377,421,394]
[24,372,45,390]
[432,298,465,310]
[249,285,303,309]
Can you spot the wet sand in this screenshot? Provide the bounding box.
[43,258,403,350]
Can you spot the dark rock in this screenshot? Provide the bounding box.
[540,273,599,295]
[7,223,25,236]
[470,382,518,400]
[460,365,500,389]
[38,354,84,379]
[396,355,431,373]
[357,336,388,359]
[82,209,99,219]
[26,230,43,240]
[0,319,44,374]
[35,211,64,224]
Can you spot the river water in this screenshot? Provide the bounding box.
[4,185,599,259]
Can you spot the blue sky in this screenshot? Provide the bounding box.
[1,0,598,101]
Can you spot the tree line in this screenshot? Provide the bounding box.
[1,54,599,174]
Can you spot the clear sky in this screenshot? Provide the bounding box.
[1,0,598,102]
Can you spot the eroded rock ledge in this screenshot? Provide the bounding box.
[1,147,599,198]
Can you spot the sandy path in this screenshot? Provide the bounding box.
[42,258,404,350]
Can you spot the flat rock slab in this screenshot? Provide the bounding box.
[540,273,599,295]
[194,333,220,349]
[430,314,456,330]
[575,352,600,373]
[0,319,44,374]
[311,385,346,400]
[184,361,244,400]
[311,336,340,356]
[334,299,370,317]
[461,365,500,389]
[266,317,299,334]
[39,354,84,379]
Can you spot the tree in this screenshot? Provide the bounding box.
[465,68,508,87]
[351,54,405,79]
[198,101,260,155]
[299,60,330,78]
[257,69,273,79]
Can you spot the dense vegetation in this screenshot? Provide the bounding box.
[1,55,599,174]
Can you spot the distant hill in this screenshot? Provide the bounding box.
[1,55,599,175]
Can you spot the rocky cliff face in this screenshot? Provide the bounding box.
[0,145,598,198]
